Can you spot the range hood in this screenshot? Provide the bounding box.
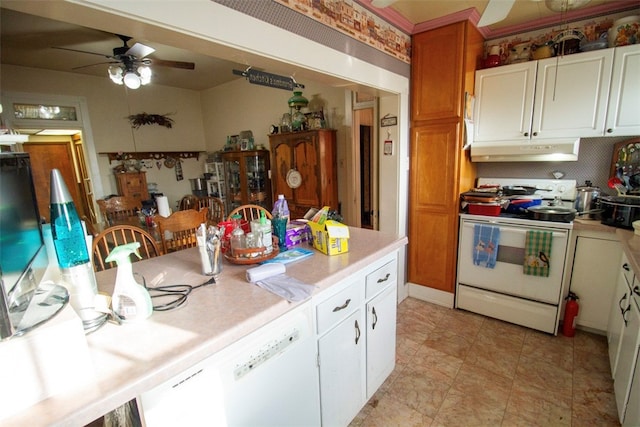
[471,139,580,162]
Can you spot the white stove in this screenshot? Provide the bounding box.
[476,177,578,204]
[456,177,577,335]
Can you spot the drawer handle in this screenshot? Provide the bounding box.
[355,319,361,345]
[372,306,378,330]
[377,273,391,284]
[332,299,351,312]
[623,263,630,272]
[634,286,640,297]
[623,304,631,327]
[619,293,628,314]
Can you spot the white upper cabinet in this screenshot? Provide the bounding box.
[474,61,537,142]
[533,49,613,138]
[474,48,621,142]
[606,44,640,137]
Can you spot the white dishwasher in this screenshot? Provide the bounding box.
[140,301,320,427]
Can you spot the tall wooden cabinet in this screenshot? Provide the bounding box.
[268,129,338,219]
[115,171,149,201]
[408,22,483,294]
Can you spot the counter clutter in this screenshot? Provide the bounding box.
[2,227,407,426]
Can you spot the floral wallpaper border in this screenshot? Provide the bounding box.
[273,0,411,64]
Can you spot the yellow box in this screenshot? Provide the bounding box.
[308,220,349,255]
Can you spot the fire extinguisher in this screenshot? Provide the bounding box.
[562,292,580,337]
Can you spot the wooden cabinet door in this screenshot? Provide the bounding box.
[411,22,464,122]
[292,135,320,208]
[408,121,461,292]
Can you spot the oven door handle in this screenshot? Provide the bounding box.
[463,223,567,238]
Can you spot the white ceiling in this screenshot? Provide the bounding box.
[1,1,637,91]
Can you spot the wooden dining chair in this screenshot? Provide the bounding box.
[91,224,162,272]
[178,194,200,211]
[97,196,142,227]
[155,207,208,253]
[227,204,273,222]
[199,196,225,225]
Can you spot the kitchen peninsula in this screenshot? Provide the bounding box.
[3,227,407,426]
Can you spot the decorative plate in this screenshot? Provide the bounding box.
[552,29,586,44]
[286,169,302,189]
[164,157,176,169]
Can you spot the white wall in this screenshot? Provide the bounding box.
[200,77,349,218]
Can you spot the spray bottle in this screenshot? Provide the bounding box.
[105,242,153,322]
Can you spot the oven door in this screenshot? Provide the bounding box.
[457,219,569,304]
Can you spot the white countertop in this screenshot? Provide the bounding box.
[3,227,407,426]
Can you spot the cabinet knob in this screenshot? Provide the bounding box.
[607,128,613,134]
[524,132,529,137]
[532,132,538,137]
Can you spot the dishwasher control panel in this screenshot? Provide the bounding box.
[233,328,300,380]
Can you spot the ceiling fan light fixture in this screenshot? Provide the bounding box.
[108,65,124,85]
[545,0,591,12]
[138,65,152,85]
[123,71,142,89]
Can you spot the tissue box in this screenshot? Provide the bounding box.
[285,220,310,248]
[308,220,349,255]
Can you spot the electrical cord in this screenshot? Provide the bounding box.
[141,275,217,311]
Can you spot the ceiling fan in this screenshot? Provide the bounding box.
[370,0,592,27]
[52,34,196,89]
[478,0,592,26]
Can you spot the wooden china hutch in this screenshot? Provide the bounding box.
[268,129,338,219]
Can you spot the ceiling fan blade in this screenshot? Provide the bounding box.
[72,61,119,71]
[370,0,396,7]
[151,58,196,70]
[126,42,155,59]
[51,46,115,60]
[478,0,516,27]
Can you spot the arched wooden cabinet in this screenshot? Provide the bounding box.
[269,129,338,219]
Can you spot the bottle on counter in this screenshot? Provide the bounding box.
[50,168,102,327]
[251,210,273,253]
[230,213,246,256]
[273,194,290,220]
[272,195,289,252]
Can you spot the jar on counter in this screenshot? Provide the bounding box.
[230,214,246,256]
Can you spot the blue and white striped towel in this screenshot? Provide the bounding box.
[472,225,500,268]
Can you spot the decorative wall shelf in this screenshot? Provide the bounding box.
[101,151,203,162]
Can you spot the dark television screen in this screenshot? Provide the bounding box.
[0,152,44,294]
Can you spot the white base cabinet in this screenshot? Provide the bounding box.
[608,253,634,376]
[315,254,398,426]
[569,236,621,332]
[607,250,640,425]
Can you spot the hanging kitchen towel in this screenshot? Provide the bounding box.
[472,224,500,268]
[524,230,552,277]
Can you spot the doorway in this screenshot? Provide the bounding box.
[352,93,378,230]
[22,134,96,225]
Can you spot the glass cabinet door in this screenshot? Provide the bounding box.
[222,150,271,216]
[245,154,269,209]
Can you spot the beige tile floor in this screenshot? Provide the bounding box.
[350,297,620,427]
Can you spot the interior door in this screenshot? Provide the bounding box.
[23,141,85,223]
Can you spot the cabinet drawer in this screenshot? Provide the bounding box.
[365,259,397,299]
[316,281,363,335]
